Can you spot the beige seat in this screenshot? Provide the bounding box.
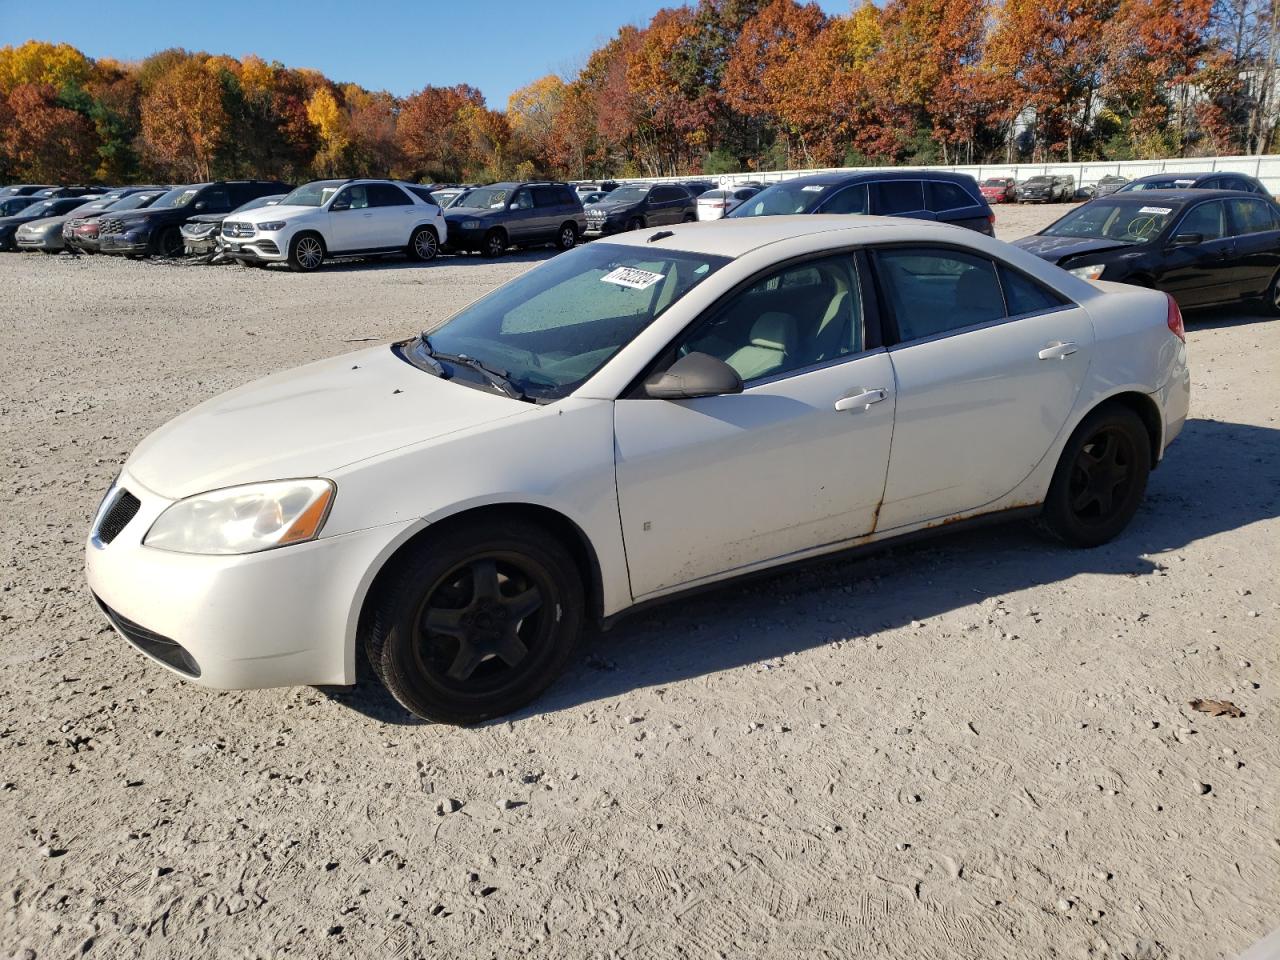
[726,311,798,380]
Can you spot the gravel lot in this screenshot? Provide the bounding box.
[1,203,1276,959]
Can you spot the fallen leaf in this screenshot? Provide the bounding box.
[1189,699,1244,718]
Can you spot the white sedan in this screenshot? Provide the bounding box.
[86,217,1190,723]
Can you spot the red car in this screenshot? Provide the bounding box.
[979,177,1017,203]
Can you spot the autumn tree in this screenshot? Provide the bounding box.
[139,57,228,181]
[397,84,485,181]
[507,74,566,173]
[306,85,350,176]
[1,83,97,180]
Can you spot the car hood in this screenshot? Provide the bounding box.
[232,203,315,224]
[18,215,68,231]
[1012,235,1136,262]
[126,344,529,500]
[185,212,229,225]
[444,206,500,220]
[586,199,638,213]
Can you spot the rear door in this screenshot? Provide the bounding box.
[871,181,933,222]
[531,186,564,240]
[1223,196,1280,297]
[366,183,415,247]
[1159,199,1239,307]
[871,245,1095,530]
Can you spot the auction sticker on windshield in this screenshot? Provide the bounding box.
[601,266,665,290]
[1139,206,1173,215]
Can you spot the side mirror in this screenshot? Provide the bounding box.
[193,201,206,211]
[1171,232,1203,246]
[643,352,743,400]
[330,197,350,211]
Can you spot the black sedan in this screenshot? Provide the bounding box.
[1014,189,1280,311]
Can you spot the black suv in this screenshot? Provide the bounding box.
[1118,171,1271,195]
[98,179,291,257]
[31,186,110,199]
[583,182,698,236]
[444,182,586,257]
[727,170,994,235]
[0,184,55,199]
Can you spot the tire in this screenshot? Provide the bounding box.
[481,228,507,258]
[555,222,578,251]
[682,213,696,222]
[408,225,439,262]
[363,519,584,724]
[153,226,183,258]
[238,259,267,269]
[288,233,326,272]
[1039,403,1152,547]
[1264,268,1280,315]
[626,217,644,232]
[40,249,56,255]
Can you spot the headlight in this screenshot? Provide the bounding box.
[257,221,285,232]
[460,220,480,230]
[1068,263,1106,280]
[144,479,335,555]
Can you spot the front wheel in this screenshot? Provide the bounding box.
[626,217,644,232]
[1039,403,1151,547]
[288,233,325,272]
[482,229,507,258]
[154,226,183,258]
[363,519,584,724]
[408,225,439,262]
[555,222,578,251]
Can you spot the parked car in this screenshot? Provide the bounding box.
[1118,171,1270,196]
[695,185,761,220]
[181,193,284,256]
[728,171,995,235]
[222,178,445,271]
[679,179,717,197]
[98,180,291,258]
[86,217,1188,724]
[0,196,96,251]
[444,181,584,257]
[17,187,165,253]
[0,196,40,217]
[31,185,110,199]
[979,177,1017,203]
[574,181,619,198]
[1093,175,1129,197]
[584,182,697,236]
[65,190,168,254]
[430,187,469,209]
[1018,175,1073,203]
[579,191,609,206]
[1014,188,1280,311]
[0,184,54,200]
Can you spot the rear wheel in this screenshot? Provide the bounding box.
[288,233,325,272]
[408,225,439,262]
[363,519,584,724]
[556,222,578,251]
[482,229,507,258]
[1264,268,1280,315]
[1040,403,1151,547]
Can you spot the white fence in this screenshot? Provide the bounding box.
[617,154,1280,193]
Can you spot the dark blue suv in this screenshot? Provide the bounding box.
[727,170,995,235]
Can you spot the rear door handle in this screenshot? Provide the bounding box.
[834,388,888,412]
[1038,341,1078,360]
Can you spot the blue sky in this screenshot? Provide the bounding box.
[2,0,852,108]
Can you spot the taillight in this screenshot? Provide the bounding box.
[1166,293,1185,342]
[988,212,996,225]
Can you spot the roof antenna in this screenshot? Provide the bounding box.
[647,230,675,243]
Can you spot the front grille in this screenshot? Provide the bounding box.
[96,489,141,544]
[99,217,125,236]
[94,595,201,677]
[222,221,255,238]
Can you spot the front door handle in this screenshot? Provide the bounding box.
[834,388,888,412]
[1038,341,1078,360]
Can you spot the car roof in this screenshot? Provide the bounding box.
[597,214,983,259]
[1129,172,1224,183]
[1093,188,1259,202]
[766,170,975,189]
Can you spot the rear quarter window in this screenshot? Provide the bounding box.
[927,180,979,212]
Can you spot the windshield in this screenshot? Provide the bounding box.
[728,181,831,217]
[110,192,163,211]
[153,186,200,208]
[1042,199,1177,243]
[982,179,1009,187]
[455,187,510,209]
[22,200,60,217]
[232,194,282,213]
[0,197,35,216]
[278,182,341,207]
[1119,177,1195,191]
[602,186,649,204]
[1025,177,1052,185]
[407,242,729,400]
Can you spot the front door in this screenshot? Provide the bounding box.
[327,184,375,252]
[506,188,538,242]
[1160,199,1239,307]
[613,252,896,599]
[871,245,1095,530]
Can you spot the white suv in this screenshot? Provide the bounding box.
[222,179,447,271]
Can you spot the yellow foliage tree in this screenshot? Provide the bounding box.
[306,85,350,176]
[0,40,93,96]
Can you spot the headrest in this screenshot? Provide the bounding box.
[750,311,798,351]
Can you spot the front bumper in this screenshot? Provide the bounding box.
[85,472,415,689]
[16,232,62,250]
[182,232,221,255]
[225,236,284,262]
[99,233,150,254]
[583,219,624,237]
[442,225,489,250]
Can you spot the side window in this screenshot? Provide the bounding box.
[999,265,1067,316]
[335,185,369,210]
[201,187,230,211]
[1177,201,1227,240]
[927,180,978,212]
[1199,177,1223,190]
[677,254,864,383]
[874,180,925,215]
[510,189,533,210]
[556,187,579,206]
[406,186,436,204]
[532,186,560,208]
[734,188,757,201]
[819,184,869,215]
[652,186,674,202]
[368,184,412,207]
[1227,198,1277,234]
[876,247,1005,341]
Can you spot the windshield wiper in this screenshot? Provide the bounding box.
[419,334,526,401]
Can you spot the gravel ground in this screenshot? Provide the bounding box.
[1,204,1276,959]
